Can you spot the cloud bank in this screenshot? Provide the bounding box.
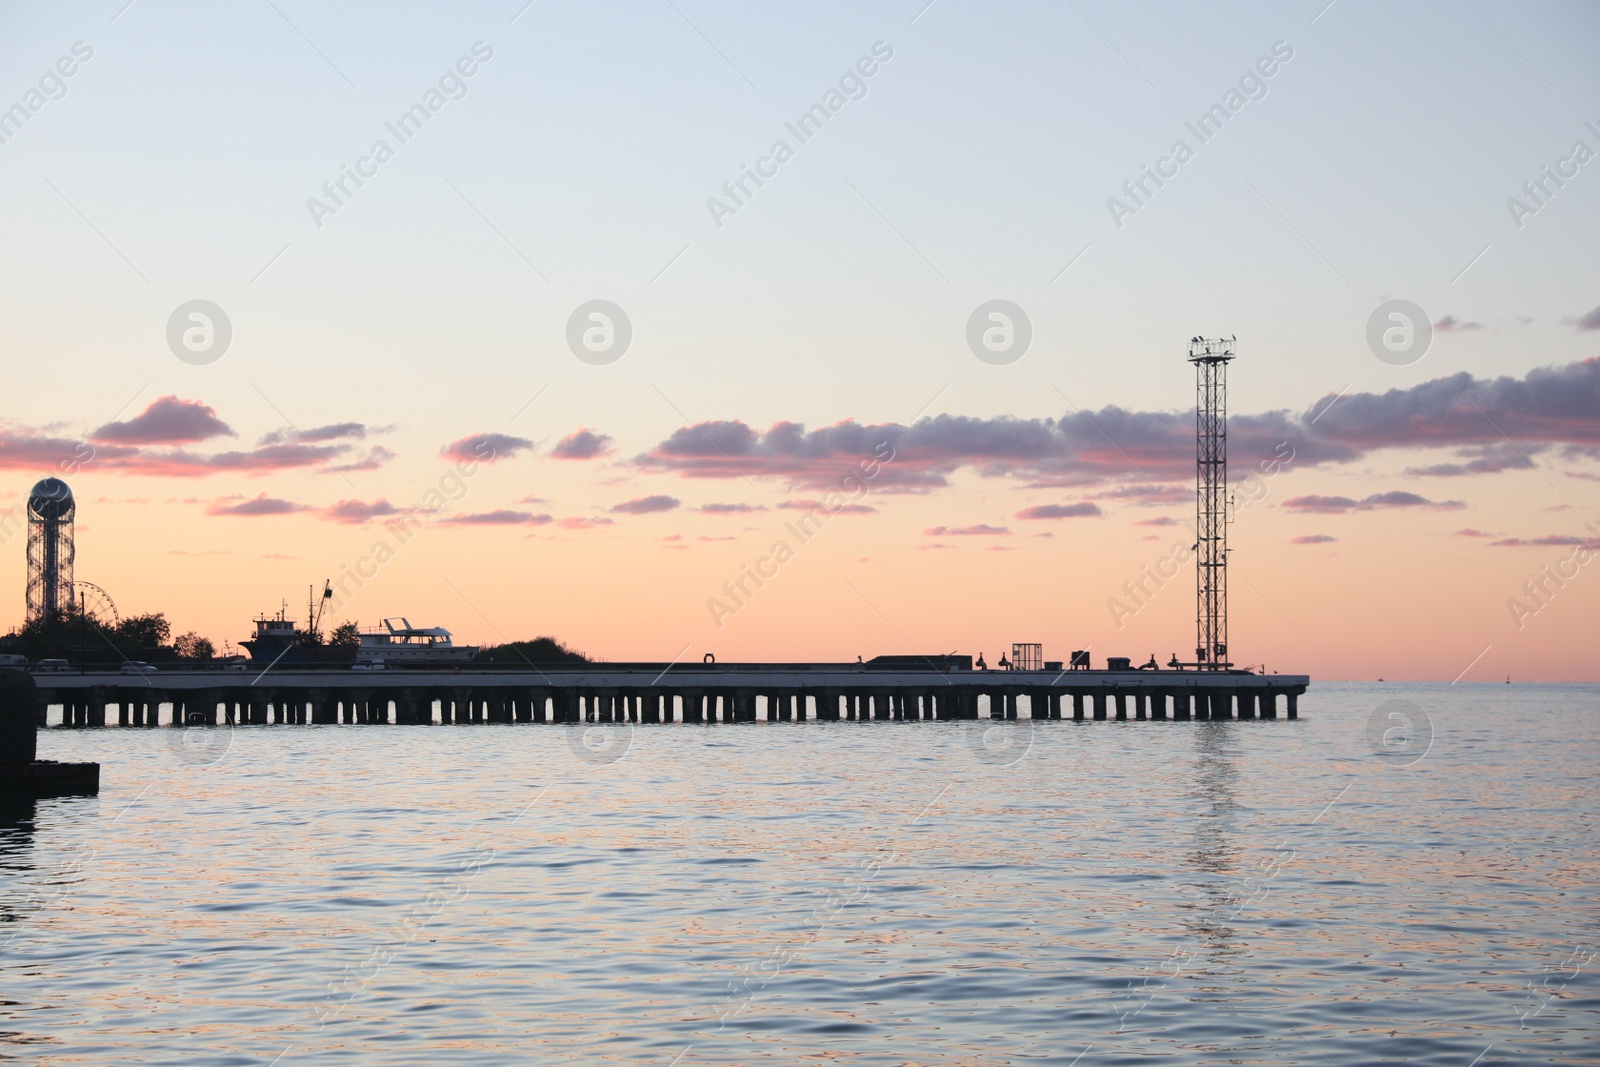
[633,359,1600,492]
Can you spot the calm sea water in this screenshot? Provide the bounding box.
[3,683,1597,1066]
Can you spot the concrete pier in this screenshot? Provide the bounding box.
[27,664,1308,729]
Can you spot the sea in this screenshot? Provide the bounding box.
[2,682,1596,1065]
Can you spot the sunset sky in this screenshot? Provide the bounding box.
[1,0,1597,680]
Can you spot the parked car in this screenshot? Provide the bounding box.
[120,661,159,674]
[0,654,28,668]
[31,658,72,672]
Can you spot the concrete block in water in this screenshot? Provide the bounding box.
[1,669,100,798]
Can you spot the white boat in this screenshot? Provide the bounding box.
[356,618,478,666]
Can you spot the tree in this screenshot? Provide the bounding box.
[328,621,361,648]
[7,608,220,665]
[115,613,171,649]
[11,608,94,662]
[474,636,588,665]
[173,632,216,660]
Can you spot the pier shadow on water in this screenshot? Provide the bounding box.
[0,798,38,940]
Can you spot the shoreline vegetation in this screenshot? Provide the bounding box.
[0,610,587,666]
[471,637,588,665]
[2,610,216,665]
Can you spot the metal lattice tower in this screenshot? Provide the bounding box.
[26,477,75,624]
[1188,338,1235,670]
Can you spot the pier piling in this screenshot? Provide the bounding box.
[30,667,1308,734]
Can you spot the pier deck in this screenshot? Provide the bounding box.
[33,665,1309,726]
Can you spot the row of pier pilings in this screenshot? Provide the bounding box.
[990,687,1297,721]
[40,684,1299,726]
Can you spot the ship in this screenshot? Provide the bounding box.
[239,604,354,665]
[356,618,477,666]
[240,583,477,668]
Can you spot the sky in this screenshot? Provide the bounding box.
[0,0,1597,681]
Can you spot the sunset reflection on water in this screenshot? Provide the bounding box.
[2,683,1596,1065]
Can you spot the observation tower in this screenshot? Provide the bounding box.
[26,477,75,624]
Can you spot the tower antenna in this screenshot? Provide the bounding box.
[1188,336,1235,671]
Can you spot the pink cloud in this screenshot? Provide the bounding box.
[258,422,371,445]
[1406,442,1539,477]
[327,445,397,473]
[925,524,1010,536]
[1282,495,1361,513]
[611,494,680,515]
[1490,535,1600,549]
[777,499,877,515]
[92,396,234,445]
[551,429,613,460]
[324,499,401,524]
[555,517,614,530]
[1307,359,1600,452]
[1016,503,1102,520]
[699,502,767,514]
[1433,315,1485,332]
[1564,306,1600,331]
[1290,534,1337,545]
[110,442,370,478]
[1453,528,1498,538]
[1283,492,1464,514]
[1135,516,1181,526]
[438,510,553,526]
[206,494,308,516]
[0,428,136,470]
[440,432,534,464]
[1096,484,1190,505]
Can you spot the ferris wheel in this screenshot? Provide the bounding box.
[71,581,120,628]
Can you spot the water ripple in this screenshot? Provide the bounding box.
[1,683,1596,1064]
